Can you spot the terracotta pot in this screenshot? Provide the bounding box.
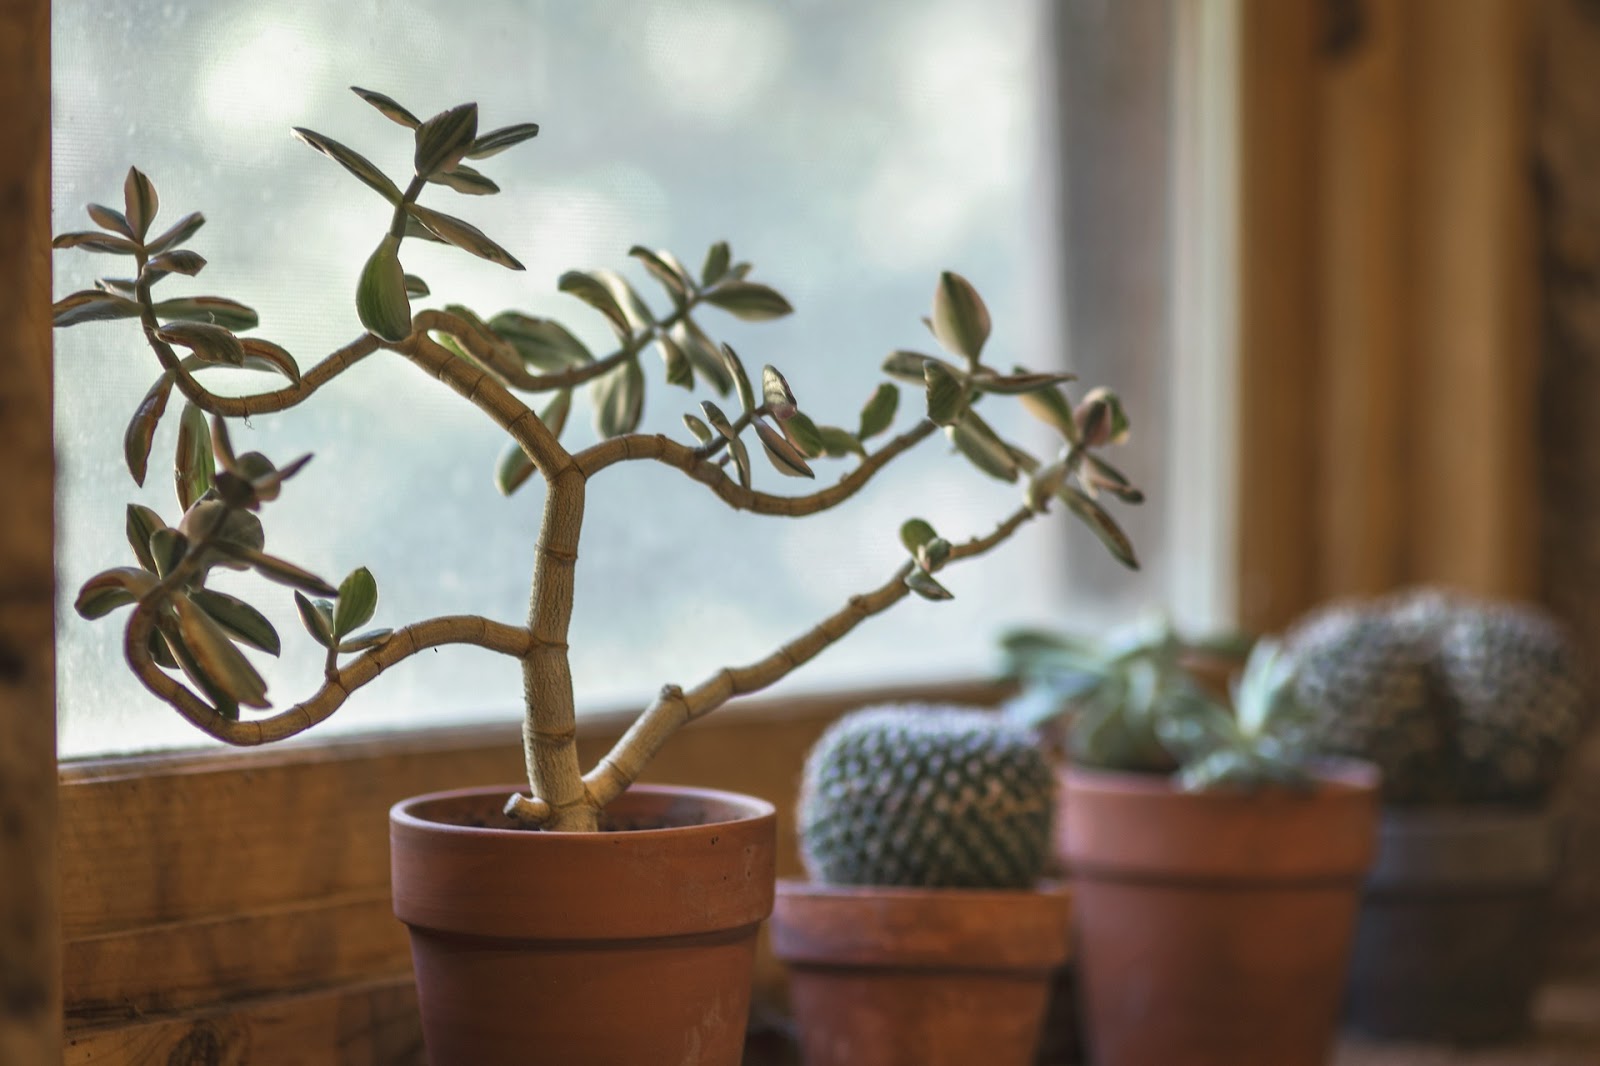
[391,783,776,1066]
[770,879,1072,1066]
[1062,763,1379,1066]
[1343,806,1561,1042]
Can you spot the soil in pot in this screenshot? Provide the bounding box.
[1062,762,1379,1066]
[770,880,1072,1066]
[391,783,777,1066]
[1344,807,1561,1042]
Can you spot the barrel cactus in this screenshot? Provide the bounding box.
[1283,589,1591,805]
[798,704,1055,889]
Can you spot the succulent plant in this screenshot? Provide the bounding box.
[798,705,1055,889]
[53,87,1148,832]
[999,615,1304,791]
[1283,589,1592,806]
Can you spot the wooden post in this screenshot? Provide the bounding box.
[0,0,59,1062]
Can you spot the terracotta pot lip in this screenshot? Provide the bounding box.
[775,877,1068,903]
[1062,757,1379,797]
[390,781,777,840]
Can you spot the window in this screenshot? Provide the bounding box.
[53,0,1232,757]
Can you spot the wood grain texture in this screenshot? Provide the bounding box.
[62,978,424,1066]
[0,0,57,1063]
[1533,0,1600,977]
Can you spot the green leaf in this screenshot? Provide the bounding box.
[87,202,135,239]
[655,334,694,389]
[930,270,990,363]
[629,245,695,302]
[174,402,215,512]
[294,591,335,648]
[1080,453,1145,504]
[905,568,954,602]
[428,163,499,196]
[702,280,793,321]
[151,296,259,332]
[337,628,395,654]
[1060,485,1140,570]
[1020,383,1080,443]
[881,349,958,385]
[123,166,159,241]
[753,419,815,478]
[761,365,797,419]
[495,440,537,496]
[816,426,865,458]
[593,358,645,438]
[701,399,736,438]
[333,567,378,638]
[149,527,188,578]
[488,312,592,370]
[239,338,302,383]
[539,389,573,439]
[728,435,752,490]
[466,122,540,160]
[156,321,246,366]
[900,518,938,554]
[683,413,714,444]
[858,383,899,440]
[52,289,141,327]
[917,536,952,572]
[403,274,430,298]
[144,249,206,279]
[971,369,1077,395]
[556,271,630,337]
[74,567,157,620]
[215,544,338,596]
[189,588,281,656]
[413,102,478,178]
[781,410,825,458]
[701,241,732,286]
[126,504,167,573]
[923,361,964,426]
[356,235,413,342]
[402,212,448,243]
[723,345,756,412]
[52,231,140,255]
[671,319,731,395]
[145,211,205,255]
[1075,386,1132,446]
[405,203,524,270]
[351,85,420,128]
[949,411,1020,483]
[171,593,269,708]
[292,127,402,204]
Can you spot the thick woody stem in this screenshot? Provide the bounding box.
[574,420,940,517]
[513,464,593,830]
[123,609,534,745]
[582,504,1038,806]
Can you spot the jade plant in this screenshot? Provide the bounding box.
[1281,589,1592,805]
[54,88,1144,832]
[797,704,1055,888]
[1002,617,1310,790]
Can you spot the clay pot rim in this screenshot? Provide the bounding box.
[391,781,777,841]
[1063,757,1380,798]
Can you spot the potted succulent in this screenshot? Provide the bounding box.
[53,88,1144,1065]
[1281,589,1594,1043]
[1005,625,1380,1066]
[770,704,1070,1066]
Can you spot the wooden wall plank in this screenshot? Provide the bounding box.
[63,978,424,1066]
[1238,0,1322,632]
[0,0,57,1063]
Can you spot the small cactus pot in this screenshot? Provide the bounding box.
[1343,806,1562,1042]
[1061,761,1379,1066]
[770,879,1072,1066]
